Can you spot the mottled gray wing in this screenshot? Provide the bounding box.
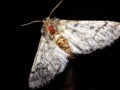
[57,20,120,54]
[29,34,68,88]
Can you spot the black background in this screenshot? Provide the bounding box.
[9,0,120,90]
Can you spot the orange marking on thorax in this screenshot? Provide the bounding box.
[48,25,56,35]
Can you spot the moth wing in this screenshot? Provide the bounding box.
[29,33,68,88]
[57,20,120,54]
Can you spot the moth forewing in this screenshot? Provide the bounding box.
[57,20,120,54]
[29,27,69,88]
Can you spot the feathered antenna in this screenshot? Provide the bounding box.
[21,0,63,26]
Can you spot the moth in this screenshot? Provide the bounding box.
[21,0,120,89]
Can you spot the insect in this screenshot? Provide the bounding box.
[21,0,120,89]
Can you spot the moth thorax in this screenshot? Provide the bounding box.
[48,25,56,35]
[55,35,74,58]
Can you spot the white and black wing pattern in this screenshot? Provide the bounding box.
[57,20,120,54]
[29,31,68,88]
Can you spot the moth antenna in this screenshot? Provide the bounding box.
[21,20,43,26]
[48,0,63,18]
[21,0,63,26]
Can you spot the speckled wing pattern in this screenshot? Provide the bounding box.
[29,18,120,89]
[57,20,120,54]
[29,31,68,88]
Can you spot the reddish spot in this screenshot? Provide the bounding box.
[48,25,56,35]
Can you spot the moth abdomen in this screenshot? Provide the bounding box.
[55,36,74,58]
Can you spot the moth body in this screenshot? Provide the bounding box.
[42,18,73,57]
[28,17,120,88]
